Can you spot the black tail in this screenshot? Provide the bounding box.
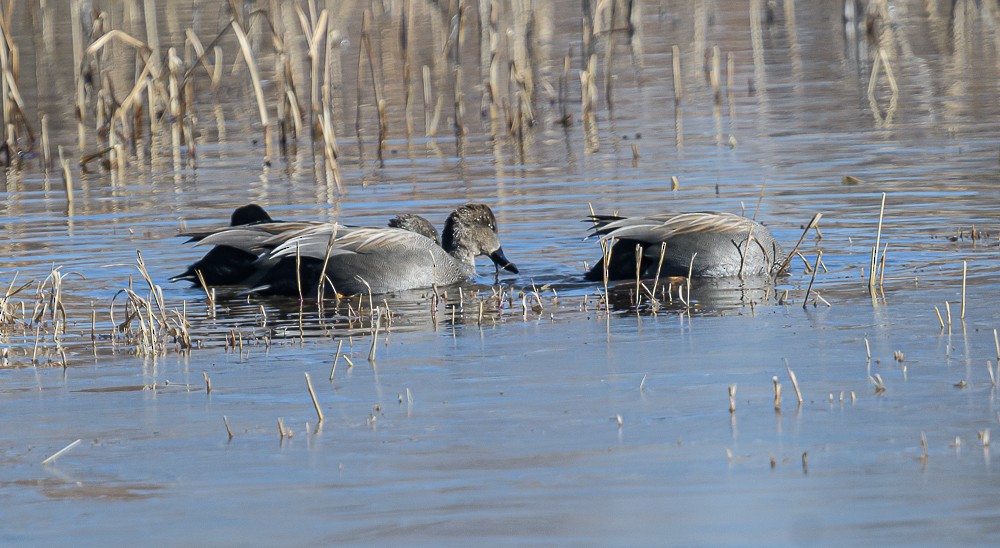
[172,204,276,287]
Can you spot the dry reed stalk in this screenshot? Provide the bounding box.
[305,372,324,423]
[142,0,161,71]
[633,243,642,305]
[330,339,343,380]
[202,371,212,393]
[183,29,220,87]
[558,51,571,125]
[294,5,329,134]
[70,0,85,126]
[58,146,73,204]
[135,251,168,325]
[223,416,234,439]
[581,54,599,152]
[671,45,682,103]
[600,3,616,114]
[728,384,737,413]
[167,47,184,150]
[961,261,967,320]
[401,0,414,137]
[648,242,667,306]
[802,251,822,308]
[994,329,999,366]
[230,20,272,164]
[40,114,51,169]
[421,64,434,136]
[684,253,697,308]
[934,306,944,329]
[869,374,886,393]
[360,10,386,163]
[726,51,735,114]
[368,308,381,363]
[454,66,465,148]
[737,223,756,279]
[869,193,886,291]
[867,47,899,121]
[787,365,803,404]
[710,45,721,104]
[773,376,782,411]
[0,23,34,154]
[776,213,822,275]
[41,439,82,465]
[202,286,215,321]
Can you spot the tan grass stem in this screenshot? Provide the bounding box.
[305,372,324,423]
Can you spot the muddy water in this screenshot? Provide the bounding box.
[2,1,1000,544]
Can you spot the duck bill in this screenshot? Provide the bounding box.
[489,247,519,274]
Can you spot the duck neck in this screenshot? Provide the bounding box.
[442,218,478,275]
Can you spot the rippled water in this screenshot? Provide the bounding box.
[2,1,1000,544]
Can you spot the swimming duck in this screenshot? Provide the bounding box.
[585,211,785,281]
[186,203,518,296]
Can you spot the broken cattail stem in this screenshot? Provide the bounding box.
[802,251,823,308]
[728,384,737,413]
[961,261,967,320]
[650,242,667,303]
[223,416,234,439]
[41,114,51,170]
[58,146,73,204]
[368,308,381,363]
[994,329,999,366]
[685,253,697,308]
[671,45,682,103]
[421,64,433,136]
[41,439,82,465]
[710,45,721,104]
[305,372,324,423]
[202,371,212,394]
[634,243,643,305]
[773,375,782,411]
[869,192,886,291]
[330,339,343,381]
[787,365,803,404]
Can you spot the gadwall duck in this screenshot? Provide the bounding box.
[585,211,785,280]
[190,203,518,296]
[173,205,444,288]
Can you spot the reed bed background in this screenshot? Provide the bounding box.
[2,0,973,183]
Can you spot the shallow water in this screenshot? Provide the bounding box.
[2,0,1000,544]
